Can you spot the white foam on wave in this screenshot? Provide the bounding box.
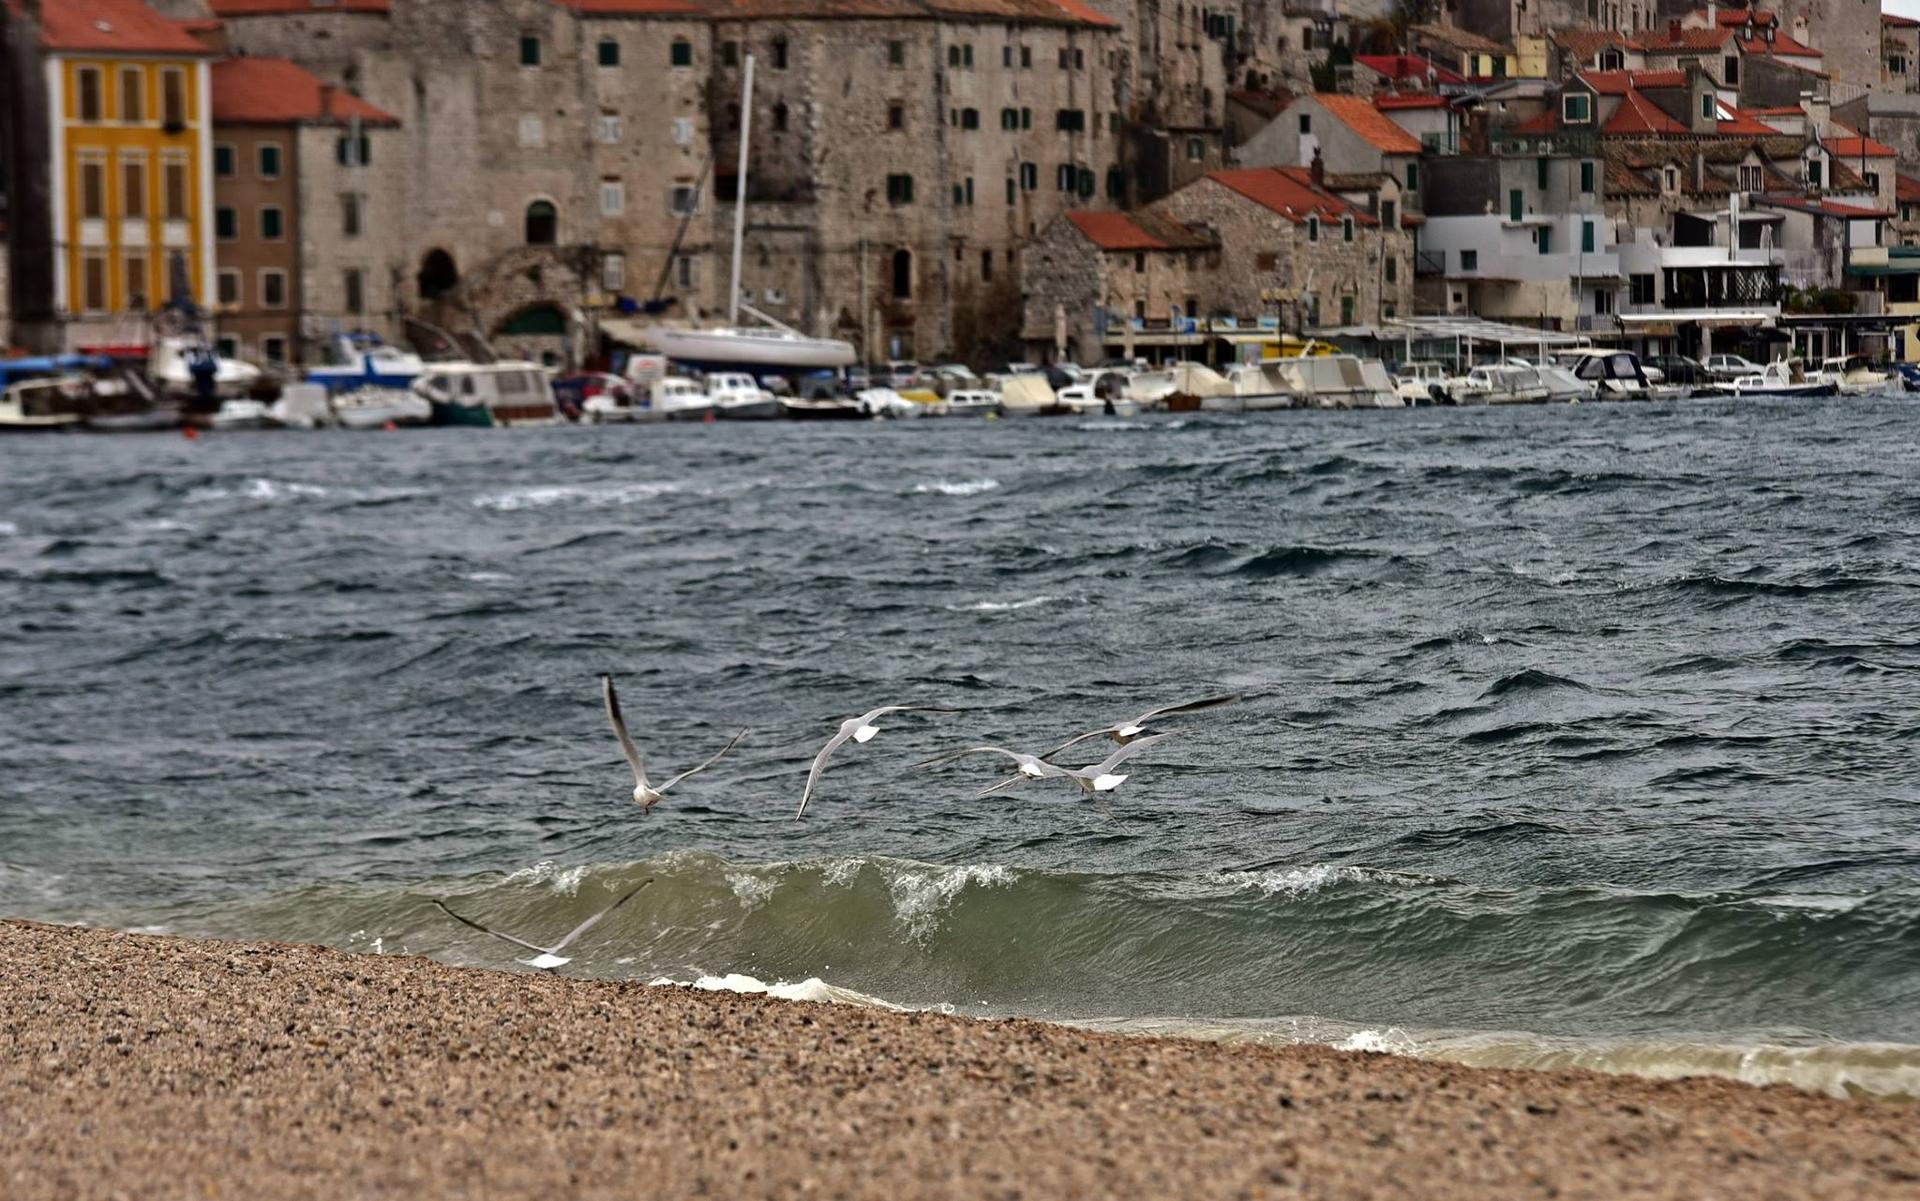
[949,595,1061,613]
[472,481,679,511]
[461,571,514,584]
[1219,864,1427,898]
[726,870,782,912]
[913,478,1000,497]
[187,477,331,504]
[502,861,588,896]
[0,520,19,536]
[887,863,1016,940]
[649,972,913,1010]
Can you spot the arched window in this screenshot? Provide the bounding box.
[418,248,459,299]
[525,200,557,245]
[891,248,912,299]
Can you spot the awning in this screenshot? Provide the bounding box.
[1616,311,1776,326]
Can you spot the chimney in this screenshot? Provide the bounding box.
[1706,0,1716,26]
[1310,146,1325,187]
[320,83,336,120]
[1668,19,1681,40]
[1693,149,1705,192]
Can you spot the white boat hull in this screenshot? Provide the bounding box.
[652,328,855,370]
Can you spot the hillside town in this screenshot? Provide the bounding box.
[3,0,1920,385]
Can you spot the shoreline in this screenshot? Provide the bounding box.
[4,921,1918,1199]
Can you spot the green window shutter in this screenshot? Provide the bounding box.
[1581,220,1595,253]
[1509,189,1522,221]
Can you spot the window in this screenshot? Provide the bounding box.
[214,144,234,177]
[520,35,541,67]
[78,67,103,122]
[119,67,143,123]
[1406,162,1419,191]
[889,103,905,131]
[1867,171,1881,193]
[1592,288,1614,314]
[1057,163,1075,191]
[674,254,699,289]
[1021,107,1032,130]
[722,41,739,67]
[1381,199,1395,228]
[602,252,626,292]
[671,117,692,145]
[1701,93,1715,121]
[1600,48,1623,70]
[124,254,148,310]
[981,249,992,281]
[79,156,106,220]
[892,248,912,299]
[161,68,185,127]
[1385,255,1397,283]
[599,38,620,67]
[1739,164,1763,191]
[1021,45,1032,67]
[1106,167,1125,199]
[1508,188,1523,221]
[1630,273,1655,304]
[1298,113,1311,135]
[262,336,288,366]
[337,135,371,165]
[948,45,960,67]
[1340,295,1354,325]
[1664,166,1678,192]
[1580,161,1595,194]
[1307,294,1320,325]
[261,269,287,309]
[258,144,281,180]
[215,206,236,240]
[518,116,544,148]
[1724,54,1739,84]
[344,268,364,316]
[1461,249,1478,270]
[1893,54,1909,76]
[670,186,700,215]
[121,157,146,220]
[1019,161,1037,190]
[163,158,187,220]
[1537,157,1549,190]
[773,103,788,132]
[217,269,240,307]
[772,38,788,69]
[1132,251,1146,274]
[1077,167,1094,198]
[260,206,284,240]
[1006,177,1016,204]
[1582,220,1595,253]
[886,173,915,205]
[1059,47,1071,68]
[1306,214,1319,242]
[1186,137,1204,162]
[81,254,108,313]
[888,40,905,66]
[600,179,625,216]
[525,199,557,244]
[1001,107,1018,130]
[1537,226,1551,254]
[961,108,979,130]
[600,115,624,145]
[1562,93,1591,123]
[670,38,692,67]
[1808,158,1823,188]
[1056,109,1085,132]
[1342,215,1354,242]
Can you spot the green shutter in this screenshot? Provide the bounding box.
[1537,157,1549,190]
[1581,220,1594,253]
[1509,189,1522,221]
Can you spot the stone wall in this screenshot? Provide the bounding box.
[295,121,409,351]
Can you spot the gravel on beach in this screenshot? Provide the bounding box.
[2,920,1916,1200]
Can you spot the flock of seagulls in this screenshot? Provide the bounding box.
[431,677,1241,969]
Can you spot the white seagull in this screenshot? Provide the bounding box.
[1042,694,1241,760]
[951,734,1177,796]
[917,744,1067,792]
[795,705,959,818]
[432,879,653,971]
[603,675,747,813]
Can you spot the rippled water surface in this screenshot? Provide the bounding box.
[4,402,1919,1093]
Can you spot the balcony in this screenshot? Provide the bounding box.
[1414,249,1446,275]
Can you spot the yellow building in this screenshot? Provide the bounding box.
[6,0,214,348]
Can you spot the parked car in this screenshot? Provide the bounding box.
[882,360,924,388]
[1643,355,1710,388]
[1702,353,1765,380]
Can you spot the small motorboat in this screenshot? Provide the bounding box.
[209,398,280,431]
[1271,355,1401,409]
[150,337,263,401]
[1448,364,1551,405]
[708,372,783,420]
[779,395,868,420]
[306,333,426,393]
[0,376,88,432]
[1392,361,1449,405]
[1207,361,1297,412]
[936,389,1003,417]
[333,386,431,429]
[1056,383,1142,418]
[857,388,928,418]
[1727,360,1836,399]
[1813,355,1895,396]
[650,376,714,422]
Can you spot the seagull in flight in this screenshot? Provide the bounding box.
[795,704,958,818]
[602,675,747,813]
[432,879,653,971]
[950,734,1177,796]
[917,744,1066,791]
[1043,694,1240,760]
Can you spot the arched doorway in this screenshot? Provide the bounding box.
[524,201,558,245]
[891,248,912,300]
[418,248,459,300]
[498,303,568,337]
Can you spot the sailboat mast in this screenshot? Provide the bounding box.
[728,55,755,326]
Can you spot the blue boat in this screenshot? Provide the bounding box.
[307,333,427,394]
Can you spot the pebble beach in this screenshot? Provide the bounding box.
[4,920,1916,1200]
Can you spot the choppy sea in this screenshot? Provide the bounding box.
[4,400,1918,1098]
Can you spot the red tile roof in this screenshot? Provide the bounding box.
[1353,54,1465,85]
[1309,93,1422,153]
[1824,135,1897,158]
[1066,211,1173,251]
[1204,166,1376,226]
[5,0,213,54]
[1508,108,1559,134]
[1887,12,1920,27]
[1716,107,1781,136]
[1748,104,1803,116]
[1373,93,1448,110]
[208,0,390,13]
[1698,5,1775,25]
[1579,69,1688,93]
[1738,29,1820,55]
[1898,173,1920,203]
[1630,27,1733,51]
[211,57,397,124]
[1603,89,1689,135]
[1554,29,1630,58]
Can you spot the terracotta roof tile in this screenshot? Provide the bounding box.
[209,0,390,13]
[1408,21,1506,54]
[1373,93,1448,110]
[1716,107,1781,136]
[1065,211,1210,251]
[1629,27,1733,51]
[1204,166,1376,226]
[686,0,1114,24]
[1603,89,1689,136]
[1887,12,1920,27]
[1226,88,1287,117]
[1823,135,1896,157]
[1898,173,1920,202]
[1554,29,1629,58]
[1309,93,1422,153]
[5,0,213,54]
[1748,104,1803,116]
[1579,69,1688,94]
[211,57,397,124]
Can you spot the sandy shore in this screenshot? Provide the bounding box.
[2,921,1916,1199]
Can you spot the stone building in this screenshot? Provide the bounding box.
[1020,163,1413,359]
[208,55,402,366]
[1236,93,1427,216]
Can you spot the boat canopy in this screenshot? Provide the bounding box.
[0,355,111,385]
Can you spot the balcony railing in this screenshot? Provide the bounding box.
[1414,250,1446,275]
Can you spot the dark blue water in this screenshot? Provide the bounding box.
[4,402,1919,1094]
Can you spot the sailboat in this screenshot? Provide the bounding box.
[650,54,855,373]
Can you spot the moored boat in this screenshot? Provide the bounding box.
[779,395,869,420]
[1727,360,1836,399]
[412,363,561,427]
[0,377,87,432]
[651,376,714,422]
[707,372,783,420]
[209,398,280,431]
[333,386,432,429]
[1813,355,1895,396]
[307,333,426,393]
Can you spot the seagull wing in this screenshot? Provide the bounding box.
[657,728,749,794]
[914,744,1031,769]
[1132,693,1243,726]
[548,878,654,954]
[1040,727,1114,761]
[1089,732,1176,775]
[976,774,1029,797]
[860,705,963,724]
[796,725,855,818]
[602,675,649,790]
[431,898,549,956]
